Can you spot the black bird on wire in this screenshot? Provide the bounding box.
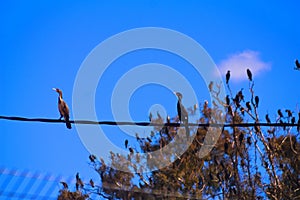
[174,92,190,139]
[291,117,296,124]
[247,69,252,81]
[53,88,71,129]
[278,109,283,118]
[226,70,230,84]
[295,59,300,70]
[266,114,271,123]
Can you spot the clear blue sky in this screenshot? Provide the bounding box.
[1,0,300,197]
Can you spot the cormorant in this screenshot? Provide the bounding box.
[129,147,134,154]
[167,115,170,124]
[76,173,80,181]
[174,92,189,139]
[240,107,245,115]
[89,154,96,163]
[226,95,230,105]
[278,109,283,118]
[149,112,152,122]
[285,109,292,118]
[246,102,251,111]
[255,96,259,107]
[174,92,188,123]
[266,114,271,123]
[295,59,300,70]
[125,139,128,149]
[53,88,71,129]
[291,117,295,124]
[60,181,68,189]
[90,179,95,188]
[226,70,230,84]
[246,69,252,81]
[237,89,244,101]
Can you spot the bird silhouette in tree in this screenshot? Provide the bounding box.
[60,181,68,189]
[226,70,230,84]
[247,69,252,81]
[254,96,259,108]
[295,59,300,70]
[53,88,71,129]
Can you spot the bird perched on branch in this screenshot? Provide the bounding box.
[255,96,259,108]
[89,154,97,163]
[226,70,230,84]
[53,88,71,129]
[246,102,252,111]
[226,95,230,106]
[246,69,252,81]
[60,181,68,189]
[174,92,190,139]
[90,179,95,188]
[295,59,300,70]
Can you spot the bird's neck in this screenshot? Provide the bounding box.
[58,95,63,103]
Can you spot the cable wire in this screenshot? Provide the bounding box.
[0,115,299,127]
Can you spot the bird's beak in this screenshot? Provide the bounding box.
[173,92,177,95]
[52,88,57,91]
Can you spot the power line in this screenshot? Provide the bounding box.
[0,115,299,128]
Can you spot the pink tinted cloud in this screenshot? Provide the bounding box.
[218,50,271,82]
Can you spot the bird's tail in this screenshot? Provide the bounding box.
[65,115,72,129]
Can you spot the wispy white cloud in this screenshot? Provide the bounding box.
[218,50,271,82]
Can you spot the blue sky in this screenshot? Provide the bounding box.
[1,0,300,197]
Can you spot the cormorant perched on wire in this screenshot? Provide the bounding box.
[174,92,188,123]
[285,109,292,118]
[53,88,71,129]
[277,109,283,118]
[266,114,271,123]
[291,117,296,124]
[246,69,252,81]
[167,115,170,124]
[226,70,230,84]
[295,59,300,70]
[174,92,190,139]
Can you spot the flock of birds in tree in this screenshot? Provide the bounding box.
[57,59,300,191]
[60,172,95,191]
